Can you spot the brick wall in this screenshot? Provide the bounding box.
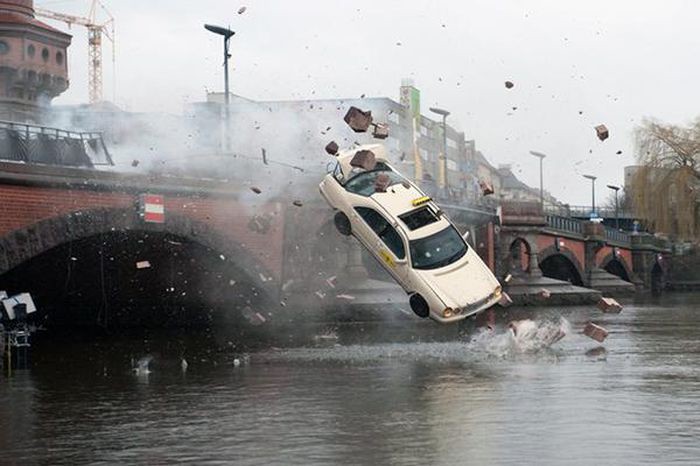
[0,184,285,278]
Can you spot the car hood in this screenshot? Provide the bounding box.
[414,249,500,308]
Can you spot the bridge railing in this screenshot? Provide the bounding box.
[0,120,113,168]
[605,228,630,244]
[546,204,636,219]
[545,214,583,235]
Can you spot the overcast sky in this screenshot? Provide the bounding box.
[37,0,700,205]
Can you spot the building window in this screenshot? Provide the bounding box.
[387,111,399,124]
[0,41,9,55]
[447,138,458,149]
[27,44,35,58]
[42,47,49,62]
[447,160,458,171]
[419,148,429,160]
[56,51,64,65]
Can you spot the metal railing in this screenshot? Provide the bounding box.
[545,214,583,235]
[547,204,636,219]
[0,120,113,168]
[605,228,630,244]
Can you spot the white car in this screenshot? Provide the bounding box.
[319,144,502,324]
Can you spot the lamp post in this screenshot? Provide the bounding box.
[529,150,547,211]
[204,24,235,152]
[583,174,597,219]
[607,184,621,230]
[429,106,450,196]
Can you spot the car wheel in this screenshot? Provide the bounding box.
[334,212,352,236]
[409,293,429,318]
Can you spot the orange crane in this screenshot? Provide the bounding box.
[35,0,115,104]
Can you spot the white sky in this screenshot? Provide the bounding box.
[37,0,700,205]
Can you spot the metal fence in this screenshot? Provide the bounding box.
[545,215,583,235]
[0,120,113,168]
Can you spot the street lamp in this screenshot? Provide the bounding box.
[583,174,597,218]
[429,107,450,195]
[607,184,621,230]
[204,24,235,152]
[529,150,547,211]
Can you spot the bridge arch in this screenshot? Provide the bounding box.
[508,237,532,274]
[538,245,585,286]
[599,253,633,282]
[0,207,278,326]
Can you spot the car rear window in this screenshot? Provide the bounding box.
[399,206,440,231]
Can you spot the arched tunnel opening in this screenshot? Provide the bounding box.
[0,230,273,345]
[604,259,631,282]
[539,254,584,286]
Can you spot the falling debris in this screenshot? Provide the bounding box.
[241,306,266,326]
[261,148,268,165]
[237,6,247,14]
[250,186,262,194]
[616,150,622,155]
[583,322,609,342]
[229,279,236,286]
[595,124,609,141]
[479,180,494,196]
[315,291,326,300]
[349,149,377,170]
[372,123,389,139]
[336,294,356,301]
[498,291,513,308]
[538,288,551,299]
[343,106,373,133]
[219,254,226,261]
[131,159,140,167]
[292,200,303,207]
[374,173,391,192]
[135,260,151,270]
[504,273,513,284]
[505,80,514,89]
[325,276,337,288]
[597,297,623,314]
[325,141,339,155]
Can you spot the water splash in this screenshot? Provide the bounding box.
[468,317,570,357]
[132,356,153,375]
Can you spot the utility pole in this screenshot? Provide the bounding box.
[204,24,235,152]
[607,184,621,229]
[530,151,547,211]
[583,174,597,218]
[429,107,450,196]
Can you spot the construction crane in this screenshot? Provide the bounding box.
[35,0,115,104]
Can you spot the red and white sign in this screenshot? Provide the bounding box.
[140,194,165,223]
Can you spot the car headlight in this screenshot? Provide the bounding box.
[493,285,502,297]
[442,308,454,318]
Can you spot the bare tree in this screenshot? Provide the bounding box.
[630,118,700,239]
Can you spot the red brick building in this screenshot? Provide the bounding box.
[0,0,71,122]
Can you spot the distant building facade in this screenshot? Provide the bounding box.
[0,0,71,122]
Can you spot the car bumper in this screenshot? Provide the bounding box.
[428,288,502,324]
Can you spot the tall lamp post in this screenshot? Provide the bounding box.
[607,184,621,230]
[529,150,547,211]
[583,174,597,219]
[429,107,450,196]
[204,24,235,152]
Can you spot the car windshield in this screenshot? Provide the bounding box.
[343,168,405,196]
[409,225,468,270]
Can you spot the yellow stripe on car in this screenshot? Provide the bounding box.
[379,249,395,268]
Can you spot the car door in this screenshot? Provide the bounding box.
[353,206,412,290]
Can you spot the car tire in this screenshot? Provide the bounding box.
[409,293,430,319]
[334,212,352,236]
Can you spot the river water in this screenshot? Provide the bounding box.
[2,293,700,465]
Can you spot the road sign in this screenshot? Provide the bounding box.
[140,194,165,223]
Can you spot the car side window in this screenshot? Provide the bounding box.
[354,207,406,259]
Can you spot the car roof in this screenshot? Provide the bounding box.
[336,144,453,239]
